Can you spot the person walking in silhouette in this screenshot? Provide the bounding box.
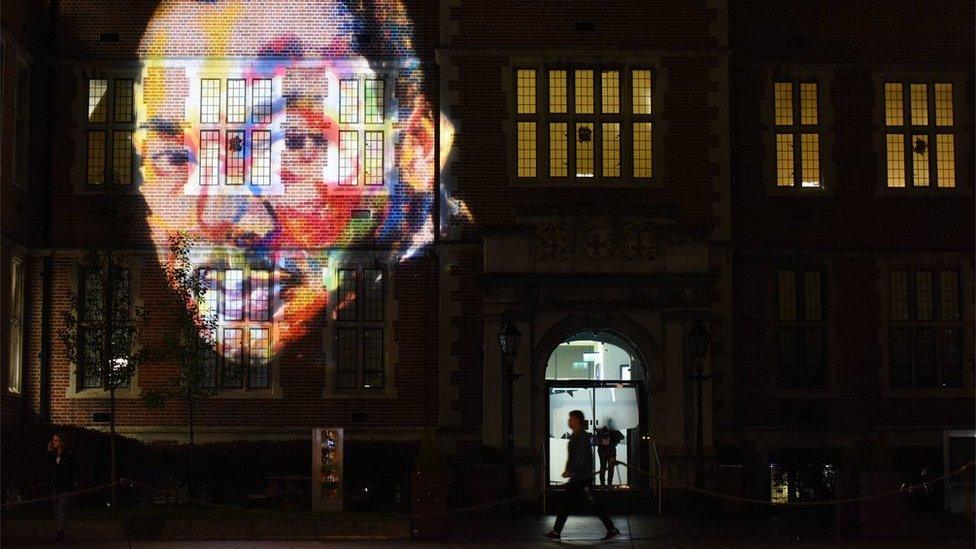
[545,410,619,541]
[48,433,77,542]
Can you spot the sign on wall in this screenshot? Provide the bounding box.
[312,428,344,511]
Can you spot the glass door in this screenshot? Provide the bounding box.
[593,385,639,488]
[548,385,594,484]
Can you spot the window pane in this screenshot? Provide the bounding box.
[575,123,593,177]
[778,271,796,321]
[222,328,243,388]
[915,271,933,321]
[363,328,384,388]
[112,131,133,185]
[936,134,955,188]
[517,69,536,115]
[223,269,243,320]
[339,79,359,124]
[602,122,620,177]
[201,79,220,124]
[364,130,384,186]
[884,83,903,126]
[633,122,652,178]
[774,82,793,126]
[336,269,357,321]
[249,270,271,321]
[549,70,567,114]
[632,70,652,115]
[199,130,221,186]
[336,328,358,389]
[111,267,131,323]
[81,328,104,388]
[800,133,820,187]
[601,71,619,114]
[8,259,24,392]
[226,79,246,123]
[549,122,568,177]
[574,70,593,114]
[909,83,928,126]
[803,271,822,321]
[364,268,384,322]
[934,83,953,126]
[201,337,218,389]
[248,328,270,389]
[252,79,272,123]
[939,271,960,321]
[889,328,911,388]
[911,134,929,187]
[114,79,134,123]
[777,328,798,387]
[799,83,817,125]
[885,134,905,187]
[88,79,108,123]
[915,328,936,387]
[251,130,271,186]
[365,79,385,124]
[517,122,537,178]
[776,133,794,187]
[802,328,824,387]
[941,328,962,388]
[889,271,909,321]
[339,130,359,185]
[87,131,107,185]
[226,130,245,185]
[82,268,104,322]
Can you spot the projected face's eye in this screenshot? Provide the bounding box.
[150,149,187,167]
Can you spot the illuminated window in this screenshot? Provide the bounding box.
[633,122,652,178]
[226,130,245,185]
[575,123,594,177]
[87,131,107,185]
[249,270,271,321]
[517,69,536,114]
[250,130,271,186]
[336,266,386,390]
[601,71,619,114]
[520,67,652,181]
[364,130,384,186]
[773,80,821,188]
[222,328,243,388]
[776,269,826,388]
[252,79,272,124]
[549,122,568,177]
[86,77,135,187]
[549,70,567,114]
[602,122,620,177]
[114,79,133,123]
[8,257,24,393]
[518,122,537,178]
[339,130,359,185]
[365,79,385,124]
[226,79,246,123]
[248,328,270,389]
[885,81,955,188]
[632,70,652,115]
[223,269,244,320]
[201,79,221,123]
[112,131,133,185]
[340,79,359,124]
[574,70,593,114]
[888,269,962,388]
[199,130,221,186]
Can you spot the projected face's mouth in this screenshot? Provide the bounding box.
[135,0,438,349]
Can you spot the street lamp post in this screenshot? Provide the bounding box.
[498,318,522,498]
[687,319,710,490]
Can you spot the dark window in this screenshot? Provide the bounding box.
[776,270,826,388]
[77,266,131,390]
[889,269,963,388]
[335,266,386,389]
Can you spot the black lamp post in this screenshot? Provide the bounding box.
[687,319,710,490]
[498,318,522,497]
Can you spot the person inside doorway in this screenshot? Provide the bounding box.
[596,418,624,487]
[545,410,620,541]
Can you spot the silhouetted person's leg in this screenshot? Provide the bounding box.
[553,480,582,534]
[598,454,609,485]
[580,481,615,531]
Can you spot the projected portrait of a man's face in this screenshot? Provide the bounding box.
[132,1,436,350]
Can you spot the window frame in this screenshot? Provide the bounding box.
[82,73,137,190]
[8,256,25,393]
[329,72,396,193]
[764,70,832,194]
[12,56,30,191]
[773,268,828,390]
[882,80,958,190]
[512,64,657,186]
[333,266,387,390]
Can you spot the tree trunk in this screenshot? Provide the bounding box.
[109,386,118,509]
[188,398,195,498]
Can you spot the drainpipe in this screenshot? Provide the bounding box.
[38,0,61,422]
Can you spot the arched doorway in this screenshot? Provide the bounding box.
[544,330,648,489]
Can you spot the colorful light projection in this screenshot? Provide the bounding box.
[132,0,457,351]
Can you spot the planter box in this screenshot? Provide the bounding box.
[411,470,450,539]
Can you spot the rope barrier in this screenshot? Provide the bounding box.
[0,482,117,508]
[614,459,975,508]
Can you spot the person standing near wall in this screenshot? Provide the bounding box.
[48,433,77,542]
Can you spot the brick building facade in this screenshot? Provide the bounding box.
[1,0,972,502]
